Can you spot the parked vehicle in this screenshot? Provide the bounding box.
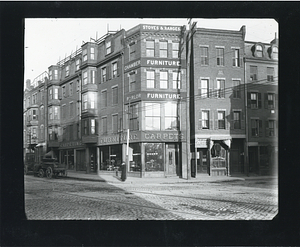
[33,151,67,178]
[24,153,35,175]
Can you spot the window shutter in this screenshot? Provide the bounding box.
[209,119,213,130]
[259,120,263,137]
[198,117,202,130]
[265,120,269,137]
[258,93,262,108]
[247,92,251,108]
[106,65,110,81]
[275,93,278,109]
[230,111,234,130]
[215,111,218,130]
[241,112,245,130]
[111,39,115,53]
[264,93,268,109]
[117,58,121,76]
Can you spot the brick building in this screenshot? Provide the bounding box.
[190,26,247,177]
[23,22,278,178]
[244,36,278,175]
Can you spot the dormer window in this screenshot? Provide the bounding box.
[256,45,263,57]
[66,65,70,77]
[76,59,80,70]
[272,46,278,60]
[83,49,87,61]
[106,41,111,54]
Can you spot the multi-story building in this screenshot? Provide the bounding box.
[190,26,247,177]
[23,22,278,178]
[244,36,278,176]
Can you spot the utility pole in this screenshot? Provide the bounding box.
[185,19,197,180]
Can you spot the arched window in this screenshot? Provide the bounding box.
[256,45,263,57]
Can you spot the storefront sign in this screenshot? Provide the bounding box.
[141,58,184,68]
[99,133,139,145]
[126,93,141,102]
[143,132,184,142]
[141,25,181,32]
[195,138,208,148]
[124,59,141,72]
[59,141,83,148]
[146,93,181,99]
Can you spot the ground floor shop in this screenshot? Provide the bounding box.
[248,143,278,176]
[192,136,246,177]
[97,131,185,178]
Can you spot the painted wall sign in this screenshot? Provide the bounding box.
[99,133,139,145]
[141,58,185,68]
[126,93,141,102]
[124,59,141,72]
[146,93,181,99]
[141,25,181,32]
[59,141,83,148]
[195,138,208,148]
[143,131,184,142]
[125,92,186,103]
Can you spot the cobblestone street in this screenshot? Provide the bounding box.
[25,174,278,220]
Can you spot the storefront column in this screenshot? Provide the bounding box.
[227,150,230,176]
[85,147,90,173]
[141,143,145,177]
[74,150,76,170]
[97,147,100,172]
[258,146,261,175]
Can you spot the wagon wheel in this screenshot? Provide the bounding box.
[46,167,53,179]
[38,168,45,178]
[24,166,28,175]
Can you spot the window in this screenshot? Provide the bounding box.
[54,106,59,120]
[159,41,168,58]
[70,102,74,117]
[32,109,37,120]
[129,72,136,92]
[101,67,106,83]
[200,110,209,129]
[91,119,96,134]
[165,102,178,130]
[249,92,261,109]
[172,71,181,89]
[83,120,88,135]
[54,88,58,99]
[112,114,118,133]
[53,70,58,80]
[200,46,208,65]
[146,70,155,88]
[146,40,155,57]
[90,47,95,60]
[250,66,258,81]
[233,80,241,98]
[106,41,111,54]
[218,111,226,129]
[66,65,70,77]
[266,120,275,137]
[159,71,168,89]
[256,45,263,57]
[32,128,37,138]
[145,103,160,130]
[129,104,139,131]
[112,62,117,78]
[233,111,241,129]
[172,42,179,58]
[102,90,107,108]
[232,49,240,67]
[83,71,88,85]
[62,86,66,98]
[32,93,37,104]
[129,42,136,61]
[251,119,262,137]
[267,67,274,82]
[49,88,52,99]
[265,93,275,109]
[49,70,52,80]
[48,107,53,120]
[216,48,224,66]
[90,70,96,84]
[83,94,88,110]
[112,87,118,105]
[69,82,73,96]
[217,79,225,98]
[83,49,87,61]
[272,46,278,60]
[102,117,107,134]
[90,93,95,109]
[76,59,80,70]
[199,79,209,98]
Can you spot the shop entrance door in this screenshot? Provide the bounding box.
[230,149,240,174]
[166,144,177,176]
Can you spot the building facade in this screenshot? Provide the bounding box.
[23,23,278,178]
[244,37,278,176]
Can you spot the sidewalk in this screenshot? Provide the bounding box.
[66,170,277,185]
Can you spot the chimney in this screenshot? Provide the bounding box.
[26,79,31,89]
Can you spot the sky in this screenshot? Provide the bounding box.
[24,18,278,85]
